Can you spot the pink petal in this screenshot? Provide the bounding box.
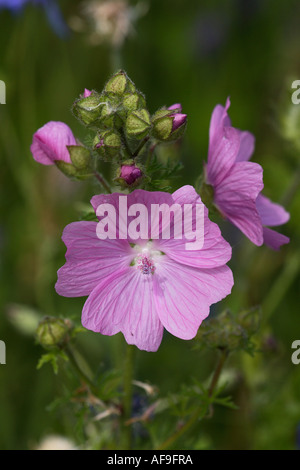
[55,221,133,297]
[215,162,264,245]
[153,258,234,340]
[91,190,175,245]
[30,121,76,165]
[206,125,241,187]
[84,88,92,97]
[262,227,290,250]
[235,131,255,162]
[82,268,164,352]
[208,97,231,147]
[157,185,232,268]
[256,194,290,227]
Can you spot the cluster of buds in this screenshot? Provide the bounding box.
[31,71,187,188]
[71,70,187,187]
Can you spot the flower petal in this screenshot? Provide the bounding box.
[82,268,164,352]
[208,97,231,146]
[262,227,290,250]
[154,258,233,340]
[235,131,255,162]
[215,161,264,245]
[55,221,133,297]
[256,194,290,227]
[206,125,241,187]
[157,185,232,268]
[30,121,76,165]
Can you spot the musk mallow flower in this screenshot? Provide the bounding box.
[30,121,77,165]
[55,185,234,352]
[204,98,289,249]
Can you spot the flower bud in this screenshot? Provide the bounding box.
[125,109,151,139]
[36,317,73,350]
[122,91,146,114]
[168,103,182,113]
[30,121,76,165]
[72,92,103,126]
[83,88,92,97]
[104,70,128,95]
[94,129,122,160]
[115,160,143,186]
[67,145,92,170]
[151,107,187,142]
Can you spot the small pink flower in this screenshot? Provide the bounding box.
[30,121,77,165]
[205,98,289,249]
[55,186,234,352]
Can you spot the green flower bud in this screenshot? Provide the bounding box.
[104,71,128,95]
[36,317,73,350]
[67,145,92,170]
[122,92,146,114]
[125,109,151,139]
[94,129,122,160]
[151,107,187,142]
[72,93,103,126]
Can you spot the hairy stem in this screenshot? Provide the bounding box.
[156,349,228,450]
[94,171,112,193]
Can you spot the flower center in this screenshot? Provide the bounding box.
[131,242,164,275]
[136,252,156,275]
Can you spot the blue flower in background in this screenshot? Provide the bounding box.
[0,0,69,38]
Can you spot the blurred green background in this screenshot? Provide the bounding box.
[0,0,299,450]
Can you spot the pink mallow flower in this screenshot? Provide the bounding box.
[204,98,289,249]
[30,121,77,165]
[55,185,234,352]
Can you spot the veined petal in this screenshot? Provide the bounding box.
[154,258,233,340]
[206,125,241,187]
[157,185,232,268]
[256,194,290,227]
[262,227,290,250]
[208,97,231,147]
[215,161,264,245]
[235,131,255,162]
[82,268,164,352]
[55,221,133,297]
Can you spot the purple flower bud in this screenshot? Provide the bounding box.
[120,164,142,185]
[171,113,187,131]
[30,121,77,165]
[83,88,92,98]
[168,103,182,113]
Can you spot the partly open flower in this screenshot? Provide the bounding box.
[55,185,234,352]
[204,98,289,249]
[30,121,77,165]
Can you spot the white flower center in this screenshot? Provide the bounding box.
[131,242,163,275]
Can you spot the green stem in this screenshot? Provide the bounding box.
[120,344,136,449]
[133,136,150,158]
[156,349,228,450]
[65,345,98,396]
[119,127,133,157]
[94,171,112,193]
